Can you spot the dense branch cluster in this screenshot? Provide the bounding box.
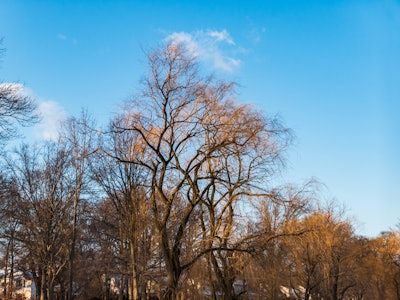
[0,83,39,142]
[0,43,399,300]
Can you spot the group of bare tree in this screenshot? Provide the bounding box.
[0,42,399,300]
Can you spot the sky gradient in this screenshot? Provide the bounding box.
[1,0,399,237]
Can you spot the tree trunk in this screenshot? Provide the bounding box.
[35,268,42,300]
[40,269,46,300]
[47,282,55,300]
[130,244,138,300]
[68,191,78,300]
[331,266,339,300]
[163,248,181,300]
[3,239,9,298]
[163,266,180,300]
[118,274,124,300]
[155,207,182,300]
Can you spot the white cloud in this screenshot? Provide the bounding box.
[166,32,200,56]
[165,29,241,72]
[208,29,235,45]
[0,84,69,141]
[34,101,68,141]
[214,56,241,72]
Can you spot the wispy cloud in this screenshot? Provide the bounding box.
[167,32,200,55]
[208,29,235,45]
[57,33,78,45]
[34,101,68,141]
[249,27,266,44]
[165,29,241,72]
[244,17,267,44]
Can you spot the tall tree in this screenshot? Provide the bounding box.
[92,126,152,300]
[112,42,290,299]
[60,112,97,300]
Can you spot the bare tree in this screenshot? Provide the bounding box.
[6,142,75,300]
[92,126,153,300]
[111,42,291,299]
[58,111,98,300]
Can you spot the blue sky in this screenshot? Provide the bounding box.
[1,0,399,237]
